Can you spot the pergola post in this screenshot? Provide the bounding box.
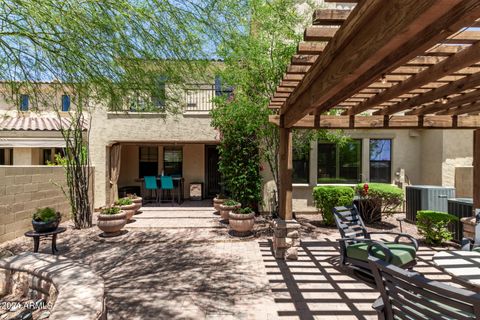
[273,126,300,260]
[279,127,293,220]
[473,129,480,209]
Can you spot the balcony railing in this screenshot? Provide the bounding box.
[109,84,229,114]
[184,84,216,113]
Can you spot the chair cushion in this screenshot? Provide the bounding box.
[346,242,416,266]
[473,247,480,253]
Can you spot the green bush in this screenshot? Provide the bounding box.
[115,198,133,206]
[416,210,458,245]
[223,200,240,207]
[356,183,403,223]
[101,207,121,215]
[235,207,254,214]
[33,207,58,222]
[313,186,355,226]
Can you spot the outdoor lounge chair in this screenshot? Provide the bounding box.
[461,209,480,252]
[368,252,480,320]
[333,205,418,278]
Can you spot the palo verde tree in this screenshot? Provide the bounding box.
[212,0,347,213]
[0,0,241,228]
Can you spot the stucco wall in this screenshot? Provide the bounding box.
[441,130,473,187]
[455,166,473,198]
[183,144,205,197]
[89,108,218,207]
[419,130,443,185]
[0,166,71,243]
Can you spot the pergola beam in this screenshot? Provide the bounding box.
[282,0,480,127]
[374,72,480,116]
[352,41,480,115]
[269,114,480,129]
[312,9,351,26]
[407,89,480,115]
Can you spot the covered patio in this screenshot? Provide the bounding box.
[269,0,480,256]
[267,0,480,317]
[110,142,221,205]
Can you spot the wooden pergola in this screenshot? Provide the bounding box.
[268,0,480,221]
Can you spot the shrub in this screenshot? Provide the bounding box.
[416,210,458,245]
[313,186,355,226]
[356,183,403,223]
[115,198,133,206]
[235,207,254,214]
[101,207,121,215]
[223,200,240,207]
[33,207,58,222]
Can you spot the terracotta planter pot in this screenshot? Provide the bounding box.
[130,197,143,213]
[120,203,136,220]
[219,203,240,222]
[229,211,255,234]
[213,198,226,212]
[97,211,127,234]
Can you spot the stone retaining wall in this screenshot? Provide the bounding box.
[0,166,94,243]
[0,252,106,320]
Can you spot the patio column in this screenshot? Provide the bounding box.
[273,126,300,260]
[279,127,293,220]
[474,129,480,209]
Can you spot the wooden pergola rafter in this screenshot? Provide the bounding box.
[268,0,480,221]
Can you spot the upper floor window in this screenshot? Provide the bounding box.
[318,140,362,183]
[151,82,166,109]
[370,139,392,183]
[214,76,233,98]
[61,95,71,111]
[19,94,29,111]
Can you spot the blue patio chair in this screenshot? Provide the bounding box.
[160,176,175,204]
[144,176,159,203]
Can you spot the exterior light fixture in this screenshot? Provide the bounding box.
[381,74,387,84]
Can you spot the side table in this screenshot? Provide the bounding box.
[24,227,67,255]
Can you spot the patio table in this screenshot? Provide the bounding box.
[433,250,480,290]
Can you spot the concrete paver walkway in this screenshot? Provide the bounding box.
[127,206,222,229]
[1,206,468,320]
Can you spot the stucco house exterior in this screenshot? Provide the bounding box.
[0,80,475,212]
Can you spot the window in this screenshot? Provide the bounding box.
[370,139,392,183]
[42,149,52,165]
[61,95,71,111]
[139,146,158,178]
[293,147,309,183]
[163,147,182,176]
[19,94,29,111]
[318,140,362,183]
[0,148,13,165]
[214,76,234,98]
[151,84,166,109]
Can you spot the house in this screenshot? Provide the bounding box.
[0,70,229,209]
[1,81,474,212]
[267,129,474,212]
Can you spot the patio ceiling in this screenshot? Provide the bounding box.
[268,0,480,129]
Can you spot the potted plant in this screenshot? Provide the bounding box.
[97,206,127,235]
[127,193,143,214]
[219,200,240,222]
[32,207,61,233]
[213,194,227,213]
[115,197,136,220]
[229,207,255,235]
